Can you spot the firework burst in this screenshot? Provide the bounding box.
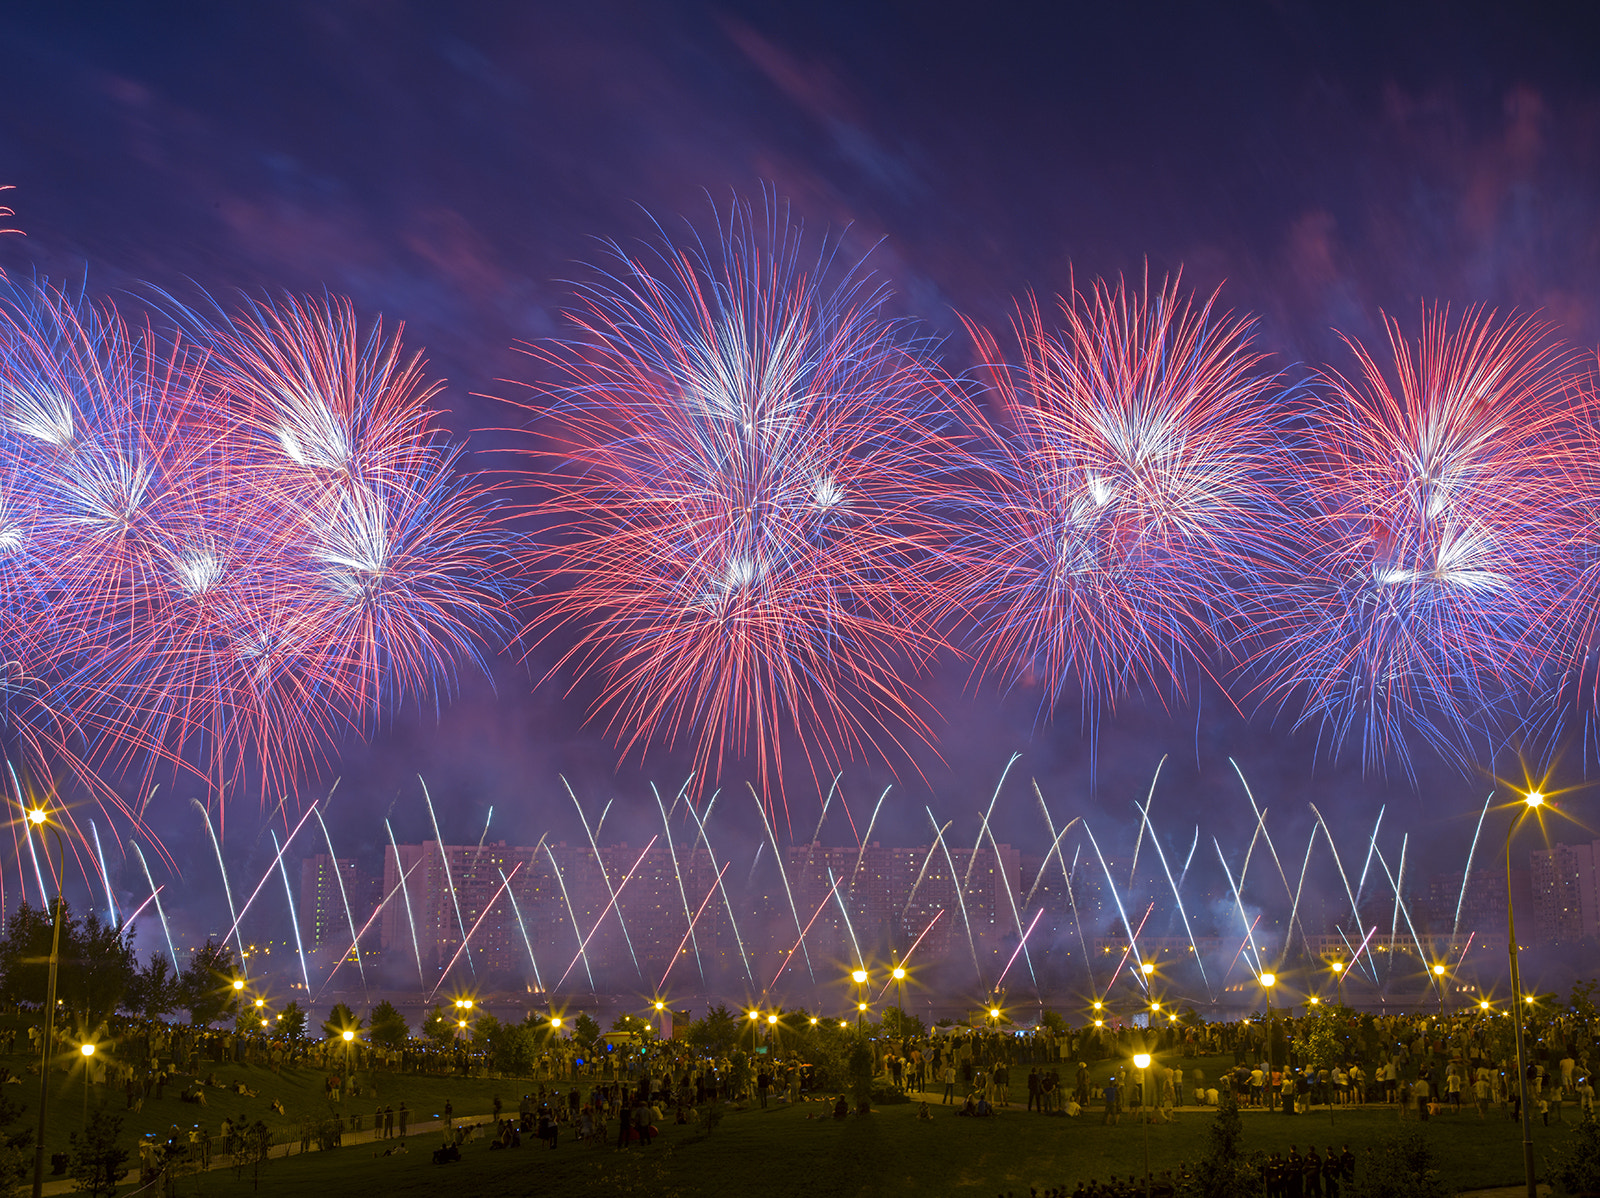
[950,273,1283,719]
[1249,307,1572,773]
[511,197,960,818]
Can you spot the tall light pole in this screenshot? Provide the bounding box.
[1331,960,1345,1007]
[78,1044,95,1131]
[892,963,907,1027]
[341,1029,355,1105]
[29,806,65,1198]
[1506,791,1543,1198]
[1133,1051,1152,1198]
[1259,973,1276,1073]
[852,969,868,1031]
[1432,963,1447,1016]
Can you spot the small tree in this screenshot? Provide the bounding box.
[67,1108,129,1198]
[1546,1113,1600,1197]
[421,1004,456,1050]
[367,1000,409,1049]
[572,1012,602,1052]
[320,1002,362,1040]
[1348,1132,1448,1198]
[686,1003,738,1055]
[0,1093,30,1194]
[278,1000,308,1045]
[1191,1094,1261,1198]
[848,1039,874,1114]
[178,940,240,1026]
[881,1006,926,1040]
[126,953,179,1024]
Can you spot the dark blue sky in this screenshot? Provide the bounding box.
[2,1,1598,920]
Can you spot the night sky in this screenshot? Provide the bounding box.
[3,1,1599,943]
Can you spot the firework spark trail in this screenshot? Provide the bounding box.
[653,782,705,985]
[130,841,178,969]
[1231,760,1307,948]
[953,275,1282,723]
[386,819,424,985]
[660,864,729,993]
[771,872,846,991]
[1357,807,1385,909]
[22,822,47,908]
[270,829,312,994]
[1454,792,1495,938]
[556,837,657,989]
[422,778,473,978]
[982,814,1038,993]
[89,820,116,925]
[501,842,546,992]
[1308,802,1376,981]
[222,804,319,949]
[430,863,522,999]
[997,909,1044,989]
[848,785,891,895]
[965,753,1020,891]
[1177,825,1200,891]
[195,801,248,976]
[1101,902,1155,995]
[1128,755,1167,892]
[122,888,160,927]
[1133,796,1210,999]
[797,774,842,883]
[1063,844,1096,996]
[750,782,814,982]
[1022,817,1081,908]
[1453,931,1475,973]
[1215,842,1263,975]
[682,793,755,987]
[517,194,958,816]
[314,806,366,993]
[1375,836,1429,977]
[1287,827,1318,961]
[1251,308,1571,772]
[318,857,424,998]
[1083,819,1146,979]
[564,776,642,980]
[828,866,866,969]
[901,820,953,922]
[1032,780,1076,891]
[478,806,493,849]
[1223,915,1262,984]
[543,841,595,993]
[899,908,944,969]
[928,806,981,984]
[1345,924,1379,975]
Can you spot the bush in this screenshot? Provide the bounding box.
[870,1083,910,1105]
[1346,1132,1448,1198]
[1548,1115,1600,1198]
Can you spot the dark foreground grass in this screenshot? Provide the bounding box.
[184,1095,1585,1198]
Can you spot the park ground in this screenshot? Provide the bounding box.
[5,1037,1588,1197]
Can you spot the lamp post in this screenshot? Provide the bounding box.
[1506,791,1543,1198]
[1432,964,1447,1016]
[1133,1051,1152,1198]
[1331,961,1345,1007]
[341,1029,355,1104]
[852,969,868,1030]
[654,999,667,1039]
[892,963,907,1025]
[1259,973,1276,1073]
[79,1044,95,1131]
[29,806,65,1198]
[748,1009,760,1056]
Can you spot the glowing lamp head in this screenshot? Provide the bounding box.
[1330,962,1344,974]
[1309,996,1320,1005]
[748,1010,759,1021]
[1480,1001,1491,1011]
[463,999,474,1010]
[839,1020,848,1029]
[551,1017,562,1028]
[1150,1001,1160,1012]
[1134,1052,1151,1070]
[654,1001,665,1012]
[809,1017,818,1026]
[233,979,245,991]
[767,1014,778,1025]
[80,1043,95,1058]
[1092,1000,1103,1011]
[990,1007,1001,1019]
[26,809,45,826]
[1094,1019,1103,1028]
[892,967,906,981]
[260,1019,269,1028]
[342,1030,354,1042]
[1141,962,1155,976]
[1433,964,1446,976]
[254,998,264,1008]
[858,1002,868,1013]
[457,1021,467,1030]
[1525,791,1544,807]
[851,969,868,985]
[1260,973,1276,988]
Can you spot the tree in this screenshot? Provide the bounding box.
[0,1093,30,1195]
[421,1004,456,1050]
[847,1039,874,1113]
[1347,1132,1448,1198]
[367,1000,409,1049]
[126,954,179,1024]
[475,1015,535,1076]
[67,912,136,1029]
[881,1006,926,1040]
[278,1001,307,1045]
[0,901,59,1007]
[1191,1094,1263,1198]
[320,1002,362,1041]
[67,1108,129,1198]
[572,1012,602,1052]
[686,1003,739,1055]
[178,940,240,1026]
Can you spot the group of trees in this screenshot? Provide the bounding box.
[0,901,243,1030]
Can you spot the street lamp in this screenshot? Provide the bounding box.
[1133,1051,1153,1198]
[1259,973,1277,1073]
[1330,960,1345,1006]
[748,1009,760,1055]
[1432,963,1447,1015]
[79,1044,95,1131]
[28,806,65,1198]
[892,963,907,1023]
[1506,790,1544,1198]
[341,1029,355,1104]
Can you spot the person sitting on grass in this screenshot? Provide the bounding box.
[833,1096,848,1120]
[917,1101,933,1121]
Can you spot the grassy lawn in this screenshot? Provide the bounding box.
[182,1088,1584,1198]
[0,1027,1585,1196]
